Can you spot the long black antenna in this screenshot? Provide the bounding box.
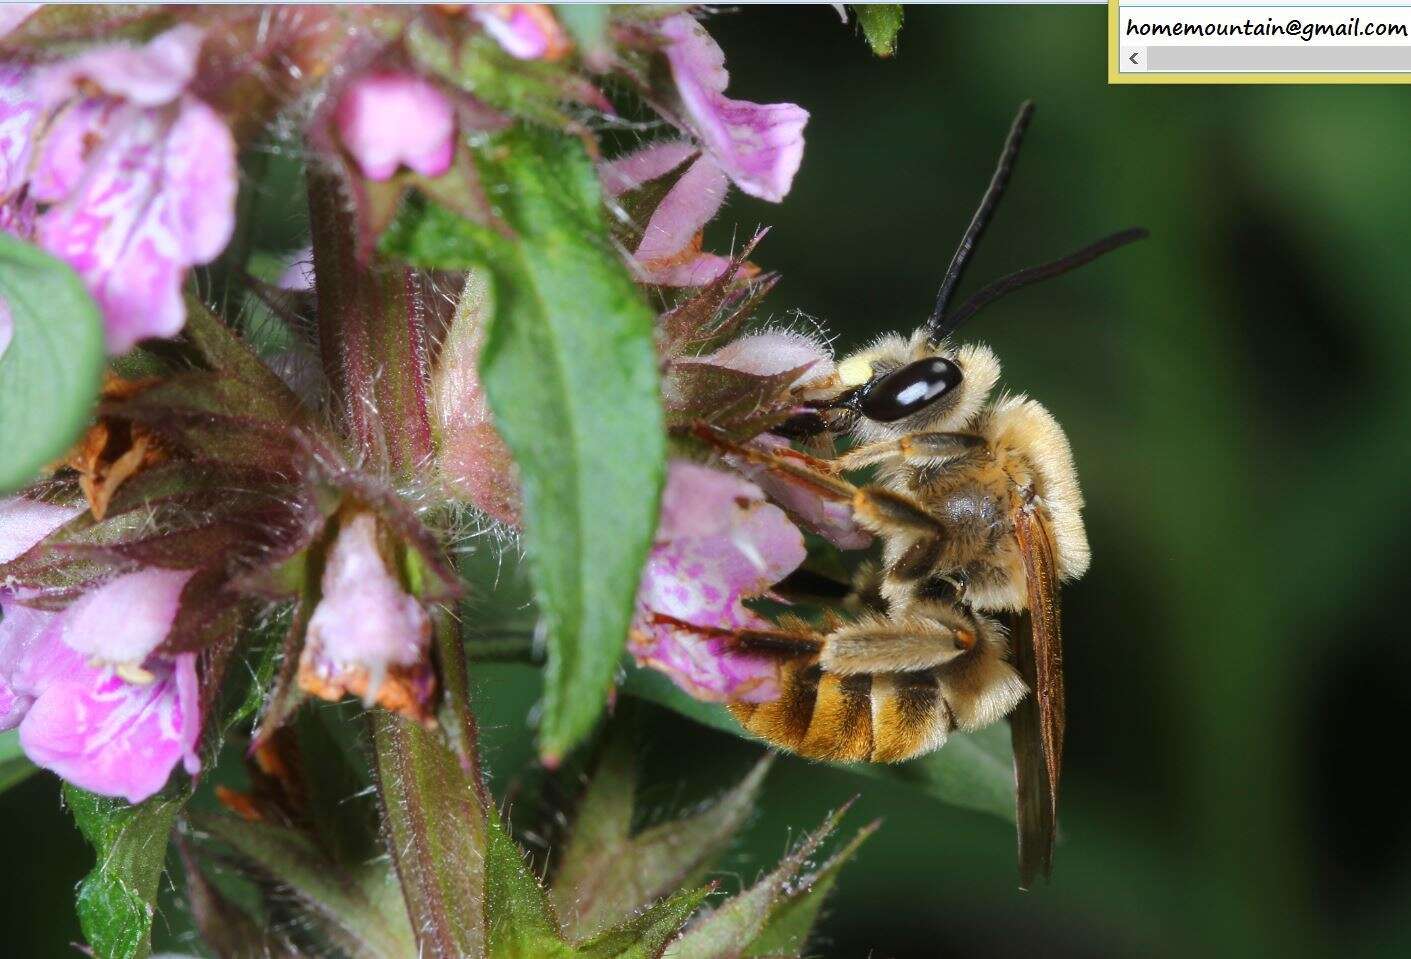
[925,100,1036,340]
[937,227,1149,334]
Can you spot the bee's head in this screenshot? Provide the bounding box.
[829,331,1000,442]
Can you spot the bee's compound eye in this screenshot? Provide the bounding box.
[857,357,963,422]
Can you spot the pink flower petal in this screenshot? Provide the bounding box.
[163,97,238,262]
[472,4,571,61]
[601,144,732,288]
[635,154,728,265]
[19,651,201,802]
[36,97,236,354]
[0,63,39,198]
[334,72,456,182]
[700,330,835,385]
[631,616,780,704]
[600,141,699,198]
[0,4,41,38]
[729,435,873,551]
[659,15,808,203]
[630,462,805,702]
[34,24,205,108]
[29,98,118,203]
[60,568,194,665]
[305,513,430,679]
[0,591,63,729]
[0,496,82,564]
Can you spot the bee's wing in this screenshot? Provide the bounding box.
[1009,504,1065,887]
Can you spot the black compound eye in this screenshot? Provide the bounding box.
[857,357,963,422]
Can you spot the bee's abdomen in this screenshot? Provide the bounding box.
[729,664,954,764]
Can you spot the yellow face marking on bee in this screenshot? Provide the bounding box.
[838,356,873,386]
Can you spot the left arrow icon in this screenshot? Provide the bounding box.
[1128,51,1139,65]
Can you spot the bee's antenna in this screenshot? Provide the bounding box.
[938,227,1149,333]
[925,100,1035,343]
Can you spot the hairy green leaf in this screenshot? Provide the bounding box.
[488,813,703,959]
[741,821,878,958]
[854,4,904,57]
[383,126,666,763]
[65,786,184,959]
[622,666,1015,823]
[191,811,416,959]
[0,234,105,494]
[663,805,853,959]
[553,720,771,940]
[575,888,711,959]
[486,814,572,959]
[0,730,36,794]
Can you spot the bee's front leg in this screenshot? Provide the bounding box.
[832,431,988,472]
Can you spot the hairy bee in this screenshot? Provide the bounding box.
[695,102,1145,883]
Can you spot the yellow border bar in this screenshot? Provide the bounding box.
[1107,0,1411,83]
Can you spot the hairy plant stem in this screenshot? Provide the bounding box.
[308,170,436,477]
[310,170,490,956]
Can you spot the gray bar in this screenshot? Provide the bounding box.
[1147,45,1411,71]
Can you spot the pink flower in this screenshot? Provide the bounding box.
[334,72,456,182]
[0,496,202,802]
[33,23,205,108]
[0,5,39,40]
[659,15,808,203]
[299,512,434,718]
[472,4,572,61]
[0,26,237,354]
[601,140,731,287]
[60,567,194,667]
[729,435,873,551]
[699,329,836,386]
[0,495,80,565]
[630,461,805,703]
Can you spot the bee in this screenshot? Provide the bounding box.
[691,102,1145,883]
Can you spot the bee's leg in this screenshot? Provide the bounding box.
[691,423,859,500]
[646,612,825,658]
[773,561,890,612]
[691,423,949,537]
[819,617,975,675]
[832,431,988,471]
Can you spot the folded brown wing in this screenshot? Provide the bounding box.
[1010,504,1066,886]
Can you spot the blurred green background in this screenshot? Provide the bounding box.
[6,5,1411,956]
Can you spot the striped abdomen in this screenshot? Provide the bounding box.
[727,662,955,764]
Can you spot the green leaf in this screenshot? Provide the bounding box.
[0,233,105,494]
[383,126,666,763]
[65,785,185,959]
[0,730,36,794]
[622,666,1015,823]
[190,811,417,959]
[854,4,904,57]
[487,813,704,959]
[486,815,573,959]
[576,888,711,959]
[663,805,854,959]
[741,821,878,958]
[552,717,771,940]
